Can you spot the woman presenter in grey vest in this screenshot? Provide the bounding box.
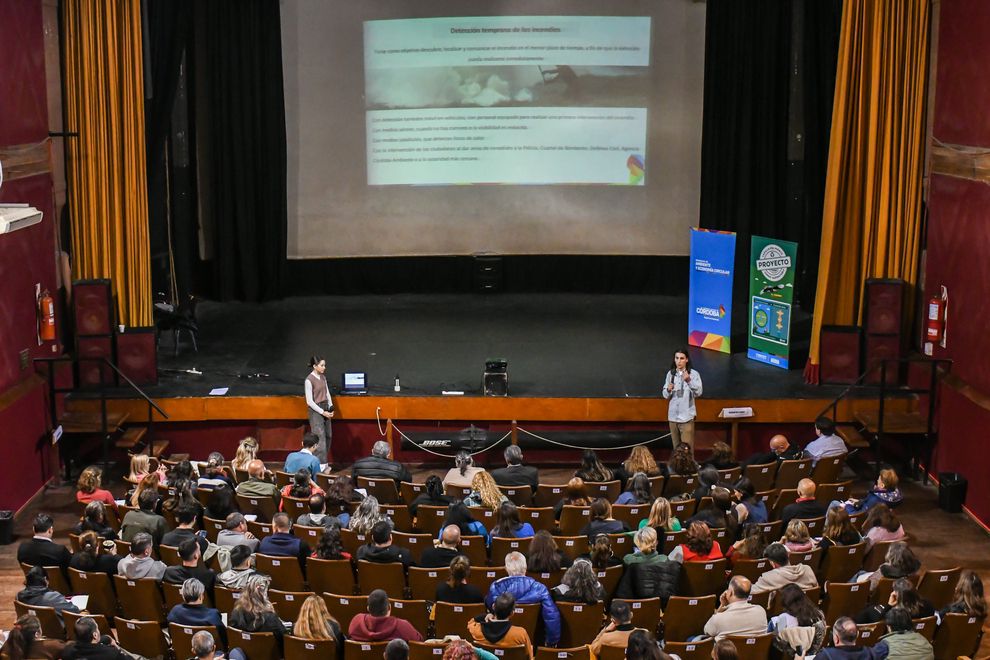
[661,349,703,453]
[304,355,333,464]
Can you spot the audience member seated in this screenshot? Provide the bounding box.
[527,530,571,573]
[688,488,739,539]
[940,570,987,620]
[349,588,424,642]
[627,630,667,660]
[61,616,133,660]
[163,538,217,597]
[579,498,630,539]
[350,496,391,536]
[191,631,218,660]
[667,443,700,477]
[312,525,351,561]
[691,467,722,503]
[436,555,484,604]
[725,524,769,567]
[258,512,311,567]
[751,542,818,594]
[619,446,663,484]
[162,478,204,523]
[855,577,934,625]
[464,471,511,511]
[18,514,71,572]
[73,501,118,540]
[768,583,827,656]
[731,477,768,524]
[862,503,906,549]
[668,522,724,563]
[296,494,340,528]
[807,618,870,660]
[126,472,161,509]
[615,528,680,604]
[167,578,226,647]
[16,566,80,623]
[703,575,768,641]
[117,532,167,580]
[128,453,159,485]
[280,470,324,513]
[168,459,198,485]
[197,452,235,490]
[231,436,260,474]
[553,477,592,520]
[284,432,323,480]
[121,488,168,545]
[855,542,921,590]
[746,434,805,467]
[705,441,739,471]
[780,478,828,528]
[408,475,453,517]
[874,607,934,659]
[324,475,363,527]
[235,459,280,501]
[486,551,561,647]
[616,472,656,506]
[444,450,486,488]
[420,524,463,568]
[843,468,903,515]
[590,600,641,658]
[351,441,412,485]
[817,506,862,551]
[217,544,265,589]
[575,449,614,484]
[551,558,604,603]
[386,639,410,660]
[490,501,535,539]
[782,519,815,553]
[76,466,117,511]
[204,483,237,521]
[293,594,344,656]
[490,445,540,491]
[804,416,848,466]
[69,532,122,576]
[441,503,490,543]
[356,520,413,567]
[0,614,65,660]
[579,533,621,569]
[228,575,289,647]
[638,497,682,533]
[218,512,259,552]
[161,501,209,554]
[468,592,534,659]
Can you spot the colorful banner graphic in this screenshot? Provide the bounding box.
[748,235,799,369]
[688,228,736,353]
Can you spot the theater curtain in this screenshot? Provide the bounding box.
[805,0,929,382]
[62,0,152,326]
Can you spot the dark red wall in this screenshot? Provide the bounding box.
[925,0,990,526]
[0,0,60,511]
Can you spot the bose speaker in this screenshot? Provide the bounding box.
[115,327,158,385]
[77,335,115,388]
[819,325,861,384]
[864,278,905,336]
[73,279,114,336]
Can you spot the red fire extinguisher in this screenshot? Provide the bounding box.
[38,289,56,341]
[925,285,948,348]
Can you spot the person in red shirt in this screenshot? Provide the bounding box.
[668,522,723,562]
[347,589,423,642]
[77,466,117,512]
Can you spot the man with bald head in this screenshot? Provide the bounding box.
[703,576,768,641]
[780,478,828,528]
[746,434,806,466]
[235,459,280,501]
[419,525,463,568]
[814,617,876,660]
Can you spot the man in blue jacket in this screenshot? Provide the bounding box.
[485,551,560,647]
[284,432,323,479]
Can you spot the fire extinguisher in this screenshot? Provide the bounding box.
[38,289,56,342]
[925,285,948,352]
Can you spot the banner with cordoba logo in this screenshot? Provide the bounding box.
[688,228,736,354]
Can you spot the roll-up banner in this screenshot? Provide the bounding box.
[688,228,736,353]
[748,235,799,369]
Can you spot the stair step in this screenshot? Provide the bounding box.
[58,410,130,434]
[115,426,147,449]
[148,440,170,458]
[836,425,870,449]
[854,410,929,435]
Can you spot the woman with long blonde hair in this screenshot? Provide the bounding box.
[624,446,661,477]
[293,594,341,649]
[228,575,287,645]
[463,471,508,511]
[128,454,151,483]
[640,496,682,533]
[349,495,389,536]
[231,436,260,473]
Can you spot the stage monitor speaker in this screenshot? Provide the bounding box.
[77,335,115,388]
[484,358,508,396]
[819,325,861,384]
[864,278,904,336]
[864,334,903,384]
[74,279,114,336]
[115,327,158,386]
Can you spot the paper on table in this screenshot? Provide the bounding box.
[209,387,229,396]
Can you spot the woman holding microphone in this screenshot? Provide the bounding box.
[662,349,702,453]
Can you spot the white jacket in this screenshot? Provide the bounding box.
[662,369,703,423]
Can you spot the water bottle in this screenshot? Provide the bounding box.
[394,373,401,392]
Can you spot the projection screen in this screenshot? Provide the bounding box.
[281,0,705,258]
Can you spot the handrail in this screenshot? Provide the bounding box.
[816,356,952,421]
[98,358,167,418]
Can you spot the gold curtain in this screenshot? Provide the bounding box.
[805,0,929,382]
[63,0,151,327]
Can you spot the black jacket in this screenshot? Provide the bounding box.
[436,581,484,604]
[351,456,412,484]
[60,641,133,660]
[780,499,828,528]
[356,543,413,567]
[409,493,454,517]
[614,559,681,606]
[490,465,540,491]
[419,546,461,568]
[17,537,71,571]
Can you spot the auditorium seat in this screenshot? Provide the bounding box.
[607,531,633,557]
[409,641,448,660]
[293,523,325,547]
[731,558,772,583]
[612,504,649,530]
[519,506,555,533]
[660,530,687,554]
[498,485,533,506]
[169,623,220,658]
[723,633,773,660]
[68,567,118,619]
[282,494,310,518]
[158,544,181,566]
[382,504,413,532]
[458,534,489,566]
[490,537,528,565]
[357,477,400,504]
[528,569,565,592]
[468,506,497,529]
[202,516,225,543]
[162,580,185,610]
[933,612,986,659]
[408,567,445,601]
[346,639,390,660]
[754,520,782,540]
[556,601,606,646]
[678,558,728,597]
[648,476,666,498]
[535,484,568,508]
[597,646,626,660]
[228,626,280,660]
[669,498,697,521]
[558,506,591,536]
[595,564,624,599]
[613,597,662,634]
[663,595,717,641]
[434,601,487,638]
[800,516,826,537]
[819,541,867,584]
[315,472,336,493]
[663,639,715,660]
[467,566,507,594]
[535,646,591,660]
[255,553,306,592]
[553,535,589,562]
[64,611,109,640]
[476,643,530,660]
[270,589,315,621]
[115,617,170,659]
[911,615,937,642]
[357,559,406,596]
[415,505,449,537]
[664,474,699,499]
[915,566,961,609]
[856,621,885,645]
[213,585,240,613]
[399,481,427,504]
[113,575,165,623]
[810,453,847,485]
[392,531,433,565]
[236,494,278,523]
[389,597,430,638]
[511,602,541,639]
[584,480,621,502]
[444,483,473,499]
[815,481,853,507]
[862,540,897,572]
[322,593,368,632]
[717,467,742,484]
[743,462,779,493]
[14,600,64,640]
[247,519,274,539]
[774,459,813,490]
[788,547,823,573]
[274,470,294,489]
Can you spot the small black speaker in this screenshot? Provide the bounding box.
[483,358,508,396]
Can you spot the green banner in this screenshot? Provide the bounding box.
[747,236,798,369]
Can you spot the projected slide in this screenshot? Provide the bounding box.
[364,16,651,186]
